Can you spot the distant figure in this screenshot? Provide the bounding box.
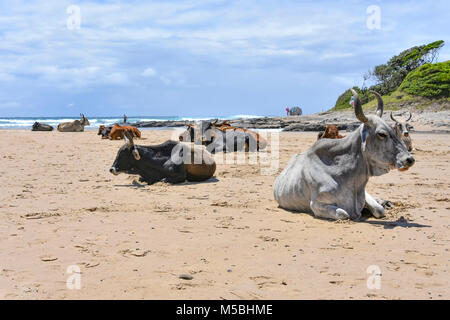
[289,106,302,116]
[286,107,290,117]
[123,114,127,123]
[349,96,354,107]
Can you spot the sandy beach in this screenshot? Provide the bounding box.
[0,128,449,300]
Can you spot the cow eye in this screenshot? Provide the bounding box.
[377,132,387,139]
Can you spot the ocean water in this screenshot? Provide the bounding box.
[0,115,263,129]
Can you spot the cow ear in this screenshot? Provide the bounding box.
[360,125,368,151]
[132,147,141,160]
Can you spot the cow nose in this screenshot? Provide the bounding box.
[403,132,409,137]
[406,156,415,166]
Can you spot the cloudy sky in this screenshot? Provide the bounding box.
[0,0,448,117]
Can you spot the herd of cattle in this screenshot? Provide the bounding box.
[31,90,416,220]
[32,114,90,132]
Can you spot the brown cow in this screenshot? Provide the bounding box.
[109,124,141,140]
[317,124,344,140]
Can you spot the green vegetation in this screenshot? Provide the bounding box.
[333,87,372,111]
[399,60,450,98]
[331,40,448,111]
[368,40,444,96]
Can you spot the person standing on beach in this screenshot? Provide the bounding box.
[349,96,354,107]
[286,107,290,117]
[123,114,127,123]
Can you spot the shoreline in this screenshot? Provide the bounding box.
[3,109,449,133]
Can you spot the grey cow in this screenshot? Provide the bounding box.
[273,89,415,220]
[391,112,413,151]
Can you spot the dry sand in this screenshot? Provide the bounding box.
[0,128,448,300]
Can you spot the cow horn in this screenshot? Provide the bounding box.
[125,131,140,160]
[406,111,412,122]
[122,131,128,143]
[390,112,398,123]
[351,89,367,123]
[122,131,133,147]
[370,91,384,118]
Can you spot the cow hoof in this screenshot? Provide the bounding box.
[370,204,385,218]
[372,209,385,219]
[335,209,350,220]
[375,198,394,209]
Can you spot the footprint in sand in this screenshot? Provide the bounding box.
[40,255,58,262]
[120,248,151,257]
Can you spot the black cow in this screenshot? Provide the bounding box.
[110,132,216,185]
[98,125,112,139]
[32,122,54,131]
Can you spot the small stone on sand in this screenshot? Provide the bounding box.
[179,274,193,280]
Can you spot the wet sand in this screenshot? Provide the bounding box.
[0,129,449,299]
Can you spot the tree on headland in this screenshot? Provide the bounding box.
[332,40,446,111]
[368,40,444,95]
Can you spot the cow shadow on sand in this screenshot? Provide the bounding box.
[281,207,431,229]
[359,209,431,229]
[170,177,220,186]
[114,176,219,188]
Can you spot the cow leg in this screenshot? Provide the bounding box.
[162,162,187,184]
[310,201,350,220]
[138,175,160,185]
[164,174,186,184]
[364,191,385,219]
[164,167,186,184]
[374,198,395,209]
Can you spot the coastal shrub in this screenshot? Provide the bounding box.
[332,40,446,111]
[367,40,444,96]
[399,60,450,98]
[332,87,373,111]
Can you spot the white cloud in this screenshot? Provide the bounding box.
[320,52,354,60]
[0,72,15,81]
[142,67,157,77]
[160,71,185,86]
[106,72,130,85]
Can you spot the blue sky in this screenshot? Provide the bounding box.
[0,0,449,117]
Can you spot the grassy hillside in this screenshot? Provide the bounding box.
[361,89,450,112]
[331,60,450,112]
[399,60,450,98]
